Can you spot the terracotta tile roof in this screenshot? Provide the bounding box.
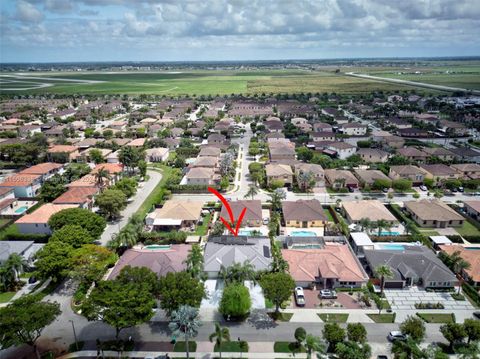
[282,244,368,282]
[0,187,14,196]
[53,187,99,204]
[91,163,124,174]
[68,174,98,188]
[19,162,63,175]
[15,203,77,224]
[439,245,480,282]
[0,174,42,187]
[108,244,190,279]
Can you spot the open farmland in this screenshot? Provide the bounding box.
[0,69,439,96]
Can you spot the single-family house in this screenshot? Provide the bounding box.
[340,123,368,136]
[356,148,389,163]
[47,145,79,163]
[342,200,397,226]
[326,142,356,160]
[282,243,368,288]
[145,200,203,231]
[324,169,359,189]
[463,201,480,221]
[0,241,44,265]
[199,146,221,157]
[404,199,464,228]
[419,164,461,183]
[203,236,272,278]
[311,132,336,142]
[268,142,296,161]
[52,187,99,210]
[282,199,328,228]
[439,244,480,287]
[451,163,480,180]
[191,156,219,169]
[397,147,428,162]
[265,164,293,187]
[294,163,325,187]
[388,165,428,185]
[15,203,78,235]
[184,167,216,186]
[0,173,42,198]
[421,147,455,162]
[353,169,392,188]
[220,200,262,227]
[108,244,191,279]
[146,147,170,163]
[364,246,457,289]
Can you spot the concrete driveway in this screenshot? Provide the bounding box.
[384,287,475,310]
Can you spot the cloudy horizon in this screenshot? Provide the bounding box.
[1,0,479,63]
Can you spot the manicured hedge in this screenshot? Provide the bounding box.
[463,282,480,306]
[3,233,50,243]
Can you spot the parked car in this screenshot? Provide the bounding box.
[458,186,464,192]
[263,218,269,225]
[382,188,389,193]
[387,331,407,342]
[294,287,306,307]
[419,185,428,191]
[452,187,458,193]
[347,186,354,193]
[320,289,337,299]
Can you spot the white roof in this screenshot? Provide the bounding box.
[350,232,374,246]
[430,235,452,245]
[153,218,182,226]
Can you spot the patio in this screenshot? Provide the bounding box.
[283,226,325,237]
[0,200,38,216]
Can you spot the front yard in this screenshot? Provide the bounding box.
[317,313,349,322]
[416,313,455,323]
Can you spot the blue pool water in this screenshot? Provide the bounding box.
[239,230,254,236]
[14,206,28,214]
[291,230,317,237]
[291,244,323,249]
[377,244,405,250]
[144,245,171,250]
[465,247,480,250]
[379,231,400,236]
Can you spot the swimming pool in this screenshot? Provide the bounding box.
[144,244,171,250]
[465,247,480,250]
[377,243,405,250]
[379,231,400,236]
[14,206,28,214]
[290,230,317,237]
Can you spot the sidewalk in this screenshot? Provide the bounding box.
[62,351,308,358]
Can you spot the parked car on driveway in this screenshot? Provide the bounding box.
[387,331,406,342]
[294,287,306,307]
[320,289,337,299]
[419,185,427,191]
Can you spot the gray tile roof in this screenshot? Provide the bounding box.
[203,236,272,273]
[364,246,456,284]
[0,241,34,263]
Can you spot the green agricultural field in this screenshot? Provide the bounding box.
[0,69,439,96]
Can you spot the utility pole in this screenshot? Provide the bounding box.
[69,320,79,351]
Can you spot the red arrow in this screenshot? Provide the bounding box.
[208,187,247,237]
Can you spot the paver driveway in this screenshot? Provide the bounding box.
[384,287,474,310]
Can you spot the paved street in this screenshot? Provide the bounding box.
[98,169,162,246]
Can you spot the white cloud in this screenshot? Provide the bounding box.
[15,0,44,23]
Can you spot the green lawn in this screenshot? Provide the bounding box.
[317,313,349,323]
[0,291,16,303]
[174,341,197,352]
[274,342,306,353]
[324,208,335,222]
[192,213,211,236]
[367,313,396,323]
[0,223,19,240]
[0,69,435,96]
[214,341,248,353]
[456,220,480,237]
[416,313,455,323]
[268,312,294,322]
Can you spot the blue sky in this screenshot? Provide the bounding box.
[1,0,479,63]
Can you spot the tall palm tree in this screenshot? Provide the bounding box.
[453,258,471,295]
[268,189,286,213]
[95,168,110,191]
[244,185,259,200]
[168,305,201,359]
[375,265,394,296]
[209,322,230,359]
[305,334,326,359]
[5,253,28,282]
[376,219,389,236]
[219,261,257,285]
[184,244,204,280]
[297,171,314,192]
[358,218,371,232]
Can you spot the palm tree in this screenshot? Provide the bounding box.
[376,219,389,236]
[209,322,230,359]
[168,305,201,359]
[453,258,471,295]
[109,224,138,249]
[184,244,204,280]
[305,334,326,359]
[375,264,394,297]
[297,171,314,192]
[358,218,371,232]
[268,189,286,212]
[95,168,110,191]
[5,253,27,283]
[392,337,424,359]
[244,185,259,200]
[219,261,257,285]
